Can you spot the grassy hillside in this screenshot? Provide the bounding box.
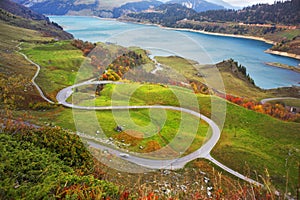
[214,101,300,193]
[155,56,269,99]
[0,20,56,108]
[20,41,88,100]
[25,83,299,195]
[0,0,74,107]
[0,0,73,40]
[12,38,299,194]
[155,56,300,99]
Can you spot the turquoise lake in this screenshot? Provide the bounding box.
[49,16,300,89]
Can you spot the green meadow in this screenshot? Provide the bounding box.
[20,41,91,100]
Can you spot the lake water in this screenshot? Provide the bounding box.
[49,16,300,89]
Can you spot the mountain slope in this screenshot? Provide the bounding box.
[13,0,98,15]
[127,3,197,26]
[12,0,163,17]
[0,0,47,20]
[191,0,300,25]
[113,0,163,18]
[206,0,238,9]
[12,0,228,17]
[0,0,73,39]
[167,0,224,12]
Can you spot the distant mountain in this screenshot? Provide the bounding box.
[206,0,238,9]
[167,0,224,12]
[127,3,197,26]
[0,0,73,39]
[0,0,48,20]
[12,0,164,17]
[11,0,229,18]
[12,0,99,15]
[113,0,163,18]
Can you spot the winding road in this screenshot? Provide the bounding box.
[19,44,262,187]
[16,43,55,104]
[56,80,262,186]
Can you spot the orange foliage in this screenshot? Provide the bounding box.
[225,94,298,121]
[138,192,159,200]
[144,140,161,153]
[71,39,95,56]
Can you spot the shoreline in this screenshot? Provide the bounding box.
[265,49,300,60]
[265,62,300,73]
[119,18,300,60]
[119,18,276,45]
[160,26,276,45]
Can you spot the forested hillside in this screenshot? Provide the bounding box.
[166,0,224,12]
[191,0,300,25]
[129,0,300,26]
[127,3,197,26]
[12,0,231,17]
[113,0,163,18]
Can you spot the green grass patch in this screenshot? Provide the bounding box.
[70,82,201,111]
[213,101,300,193]
[278,29,300,40]
[268,99,300,108]
[35,107,208,159]
[20,41,96,100]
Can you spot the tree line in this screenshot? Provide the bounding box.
[191,0,300,25]
[129,1,300,26]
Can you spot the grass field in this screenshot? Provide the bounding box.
[277,29,300,40]
[70,83,198,107]
[214,102,300,193]
[5,10,300,198]
[19,41,154,101]
[56,82,209,158]
[20,41,92,100]
[268,98,300,108]
[28,106,209,159]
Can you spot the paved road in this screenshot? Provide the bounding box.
[261,97,299,105]
[149,56,163,74]
[16,43,55,104]
[56,80,262,186]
